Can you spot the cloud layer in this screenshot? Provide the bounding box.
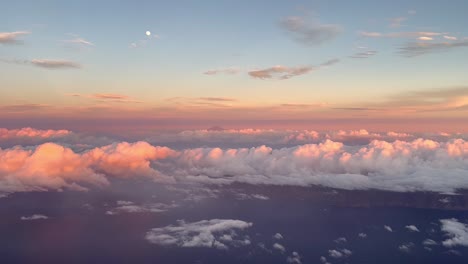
[145,219,253,249]
[0,128,467,195]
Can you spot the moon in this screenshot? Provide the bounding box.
[146,31,151,36]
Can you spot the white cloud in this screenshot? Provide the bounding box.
[444,36,458,41]
[287,251,302,264]
[423,239,438,246]
[399,242,415,253]
[384,225,393,232]
[20,214,48,220]
[334,237,347,243]
[145,219,252,249]
[358,232,367,238]
[273,243,286,253]
[273,233,284,240]
[440,218,468,247]
[405,225,420,232]
[328,248,352,258]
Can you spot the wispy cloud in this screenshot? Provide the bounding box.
[399,40,468,57]
[389,17,407,28]
[0,31,30,44]
[203,67,240,75]
[349,50,377,59]
[248,59,339,80]
[280,16,342,45]
[359,31,442,38]
[31,59,81,69]
[68,93,142,103]
[62,34,95,50]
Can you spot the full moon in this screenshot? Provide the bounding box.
[146,31,151,36]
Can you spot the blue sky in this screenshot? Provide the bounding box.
[1,0,468,130]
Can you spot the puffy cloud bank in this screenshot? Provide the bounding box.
[145,219,252,249]
[0,127,70,140]
[0,135,468,195]
[440,218,468,247]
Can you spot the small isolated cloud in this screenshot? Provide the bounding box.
[273,233,284,240]
[273,243,286,253]
[248,65,314,80]
[418,36,433,41]
[399,40,468,57]
[68,93,142,103]
[0,31,30,44]
[440,218,468,247]
[358,232,367,238]
[384,225,393,232]
[62,34,94,50]
[280,16,342,45]
[328,248,352,259]
[350,50,377,59]
[204,68,240,75]
[334,237,347,244]
[106,201,176,215]
[248,59,339,80]
[399,242,415,253]
[423,239,438,246]
[389,17,407,28]
[287,251,302,264]
[31,59,81,69]
[405,225,420,232]
[145,219,252,250]
[20,214,48,221]
[444,36,458,41]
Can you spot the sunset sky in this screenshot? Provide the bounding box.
[2,0,468,131]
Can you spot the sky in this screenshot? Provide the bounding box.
[2,0,468,132]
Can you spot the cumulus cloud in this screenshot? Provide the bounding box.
[145,219,252,250]
[358,232,367,238]
[399,242,415,253]
[399,40,468,57]
[0,141,174,195]
[30,59,81,69]
[423,239,438,246]
[328,248,352,258]
[20,214,48,220]
[0,31,30,44]
[287,251,302,264]
[440,218,468,247]
[273,243,286,253]
[334,237,347,244]
[1,134,468,195]
[280,16,341,45]
[273,233,284,240]
[405,225,420,232]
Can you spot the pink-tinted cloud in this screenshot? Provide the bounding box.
[0,127,70,139]
[0,31,30,44]
[1,135,467,195]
